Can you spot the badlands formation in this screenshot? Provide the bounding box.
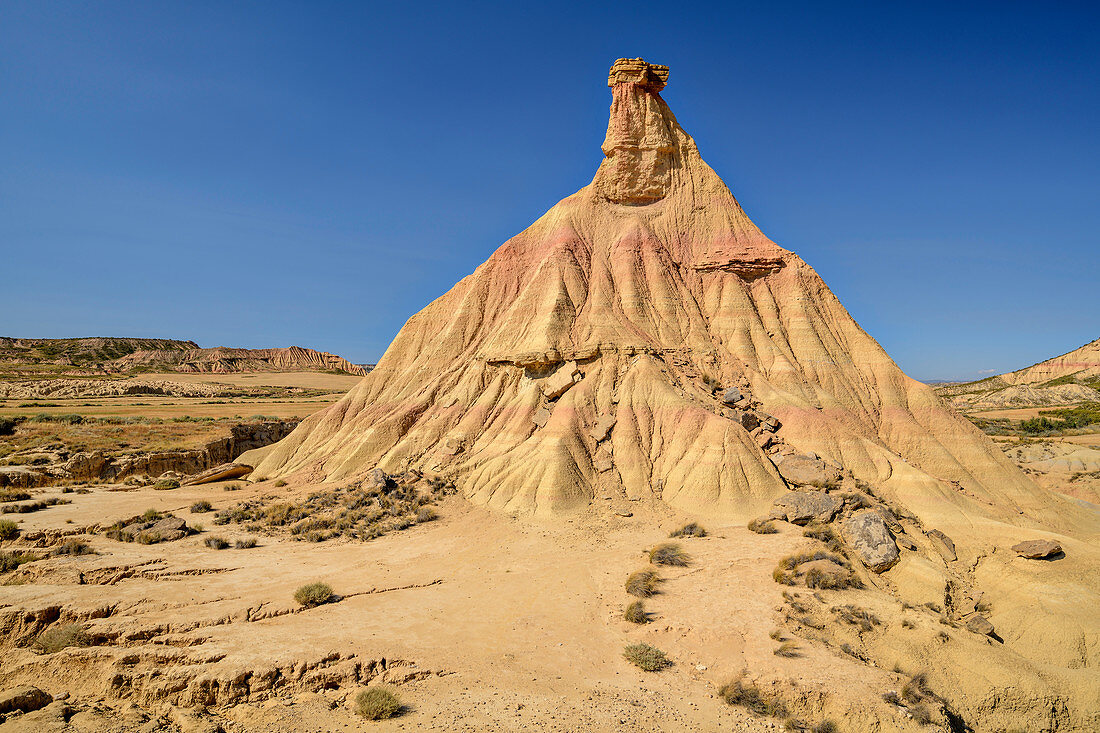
[1,59,1098,732]
[937,337,1100,409]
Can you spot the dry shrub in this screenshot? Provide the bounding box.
[416,506,437,523]
[204,536,229,550]
[153,478,180,490]
[625,570,659,597]
[53,539,93,556]
[773,641,799,657]
[802,524,843,553]
[670,522,706,538]
[718,678,787,717]
[274,479,288,488]
[190,500,213,513]
[623,600,649,624]
[0,550,40,572]
[901,672,934,704]
[832,604,880,631]
[235,537,257,549]
[0,519,19,541]
[748,518,778,534]
[623,642,671,671]
[909,702,932,725]
[649,542,689,566]
[813,722,838,733]
[355,686,401,720]
[0,490,32,503]
[34,623,90,653]
[295,581,334,607]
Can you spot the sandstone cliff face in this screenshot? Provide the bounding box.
[253,60,1065,534]
[108,345,369,375]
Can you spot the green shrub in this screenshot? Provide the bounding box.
[623,642,671,671]
[235,537,257,549]
[748,518,778,534]
[190,500,213,513]
[294,581,335,607]
[623,600,649,624]
[153,478,180,490]
[670,522,706,538]
[34,623,90,653]
[355,686,401,720]
[141,508,162,521]
[204,536,229,550]
[0,519,19,541]
[625,570,659,597]
[648,542,689,566]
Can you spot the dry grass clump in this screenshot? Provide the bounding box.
[190,500,213,513]
[273,479,288,488]
[34,623,90,653]
[748,518,778,534]
[295,581,335,608]
[53,539,93,556]
[204,536,229,549]
[669,522,706,538]
[1,497,70,514]
[901,672,934,704]
[212,475,437,543]
[625,570,659,597]
[0,489,32,503]
[909,703,932,724]
[832,604,881,632]
[235,537,257,549]
[718,678,787,717]
[812,722,838,733]
[648,542,689,566]
[623,642,671,671]
[773,641,799,657]
[769,629,785,641]
[772,550,861,589]
[802,524,843,553]
[0,550,40,572]
[623,600,650,624]
[0,519,19,540]
[355,686,401,720]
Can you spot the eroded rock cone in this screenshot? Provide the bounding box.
[253,58,1048,521]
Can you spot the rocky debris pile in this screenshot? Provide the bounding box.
[0,421,297,489]
[0,685,53,715]
[103,513,193,544]
[1012,539,1063,559]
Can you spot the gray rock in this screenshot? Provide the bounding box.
[927,529,957,562]
[775,454,841,489]
[0,685,52,714]
[1011,539,1062,559]
[965,614,995,637]
[770,491,842,525]
[721,387,743,405]
[844,511,900,572]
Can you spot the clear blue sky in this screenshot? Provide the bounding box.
[2,1,1097,381]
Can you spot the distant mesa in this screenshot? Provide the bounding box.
[936,336,1100,408]
[0,337,372,376]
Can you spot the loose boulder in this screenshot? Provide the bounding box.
[181,463,253,486]
[844,511,900,572]
[770,491,842,525]
[1012,539,1062,559]
[721,387,743,405]
[965,614,996,637]
[775,454,841,489]
[927,529,957,562]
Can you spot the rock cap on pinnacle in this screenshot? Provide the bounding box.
[607,58,669,92]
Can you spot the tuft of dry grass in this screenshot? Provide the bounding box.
[832,604,880,632]
[648,542,689,567]
[204,536,229,550]
[190,500,213,513]
[669,522,706,538]
[625,569,659,597]
[773,641,799,657]
[34,623,90,653]
[235,537,257,549]
[718,678,787,718]
[53,539,93,556]
[0,549,40,572]
[623,642,671,671]
[748,518,778,534]
[355,686,401,720]
[623,600,649,624]
[294,581,334,608]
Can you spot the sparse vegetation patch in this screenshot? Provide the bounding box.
[623,642,671,671]
[34,623,90,653]
[625,569,659,597]
[648,542,689,566]
[623,600,649,624]
[669,521,706,538]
